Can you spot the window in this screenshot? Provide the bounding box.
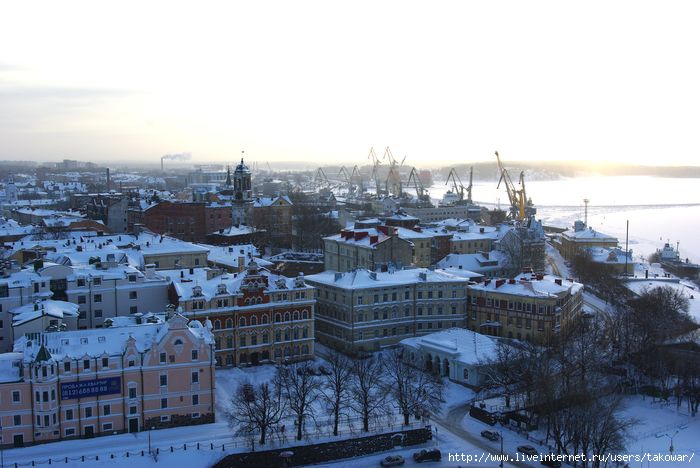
[160,398,168,409]
[78,296,86,304]
[103,405,111,416]
[129,291,137,299]
[94,294,102,303]
[94,309,103,318]
[160,374,168,387]
[103,422,113,431]
[129,387,137,399]
[128,275,136,282]
[191,350,198,361]
[191,371,199,383]
[85,407,92,418]
[66,409,73,420]
[160,352,166,364]
[128,359,135,367]
[130,306,138,314]
[51,389,55,401]
[12,390,20,402]
[102,357,109,368]
[357,296,363,305]
[93,277,102,286]
[65,428,75,436]
[130,406,137,415]
[192,394,199,405]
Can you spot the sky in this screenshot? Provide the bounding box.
[1,0,699,168]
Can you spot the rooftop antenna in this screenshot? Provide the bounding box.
[583,198,589,226]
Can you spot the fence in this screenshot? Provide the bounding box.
[3,415,425,467]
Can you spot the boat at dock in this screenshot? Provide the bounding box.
[658,242,700,279]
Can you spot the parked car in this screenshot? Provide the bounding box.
[517,445,538,456]
[413,449,442,463]
[480,430,500,441]
[540,454,562,467]
[379,455,405,467]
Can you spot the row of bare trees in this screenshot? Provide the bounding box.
[225,349,444,446]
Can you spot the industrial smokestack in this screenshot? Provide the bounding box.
[106,168,110,192]
[161,152,192,172]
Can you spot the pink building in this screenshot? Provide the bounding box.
[0,313,215,448]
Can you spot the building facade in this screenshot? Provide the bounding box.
[0,314,214,448]
[168,262,315,367]
[306,268,471,354]
[466,273,583,345]
[323,227,414,272]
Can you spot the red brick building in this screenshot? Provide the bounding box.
[129,201,232,242]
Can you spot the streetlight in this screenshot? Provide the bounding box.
[148,426,155,454]
[656,429,681,455]
[499,431,504,468]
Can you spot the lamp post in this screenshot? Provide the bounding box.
[148,426,155,455]
[656,429,680,455]
[499,431,504,468]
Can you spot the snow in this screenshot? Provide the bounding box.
[307,268,470,289]
[10,299,79,326]
[401,328,500,366]
[469,274,582,298]
[625,278,700,322]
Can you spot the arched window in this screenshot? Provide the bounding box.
[284,330,290,341]
[239,317,246,327]
[214,337,221,349]
[251,316,257,326]
[257,297,263,304]
[303,327,308,338]
[174,339,183,346]
[244,298,250,306]
[284,348,290,357]
[214,320,221,330]
[302,309,309,320]
[226,335,233,349]
[261,314,269,324]
[275,313,281,323]
[262,333,268,343]
[284,312,290,322]
[293,328,299,340]
[302,345,309,355]
[225,318,233,329]
[275,330,281,342]
[293,310,299,321]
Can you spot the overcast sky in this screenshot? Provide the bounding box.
[1,1,699,167]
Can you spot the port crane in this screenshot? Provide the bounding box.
[314,167,331,190]
[383,146,403,197]
[350,165,365,192]
[368,147,384,196]
[407,167,431,203]
[494,151,534,221]
[445,167,473,204]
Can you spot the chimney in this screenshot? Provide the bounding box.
[369,235,378,244]
[554,278,562,286]
[508,279,516,284]
[536,274,544,280]
[145,263,156,279]
[495,279,505,288]
[480,227,485,233]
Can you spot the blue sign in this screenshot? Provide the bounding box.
[61,377,121,400]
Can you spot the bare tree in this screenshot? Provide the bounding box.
[382,348,443,425]
[320,349,353,436]
[349,354,386,432]
[277,362,322,441]
[225,380,284,445]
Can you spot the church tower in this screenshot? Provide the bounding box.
[232,157,252,226]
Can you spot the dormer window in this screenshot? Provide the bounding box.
[216,284,228,295]
[192,286,203,297]
[80,337,88,345]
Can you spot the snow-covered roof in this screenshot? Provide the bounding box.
[199,243,271,269]
[324,228,391,248]
[10,300,79,326]
[307,268,470,289]
[587,247,634,265]
[252,195,292,207]
[562,226,617,242]
[393,227,433,240]
[14,314,213,362]
[438,251,508,270]
[166,265,307,302]
[468,273,583,298]
[625,279,700,322]
[401,328,500,365]
[210,224,255,237]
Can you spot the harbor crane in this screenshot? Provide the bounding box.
[350,165,365,192]
[445,167,473,204]
[368,147,384,196]
[314,167,331,189]
[494,151,534,221]
[383,146,403,197]
[407,167,431,203]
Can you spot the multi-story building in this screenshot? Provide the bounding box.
[128,201,232,243]
[554,220,619,261]
[0,313,214,448]
[250,196,294,249]
[306,268,474,354]
[465,273,583,345]
[167,262,315,367]
[0,262,170,351]
[323,226,414,272]
[84,194,129,233]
